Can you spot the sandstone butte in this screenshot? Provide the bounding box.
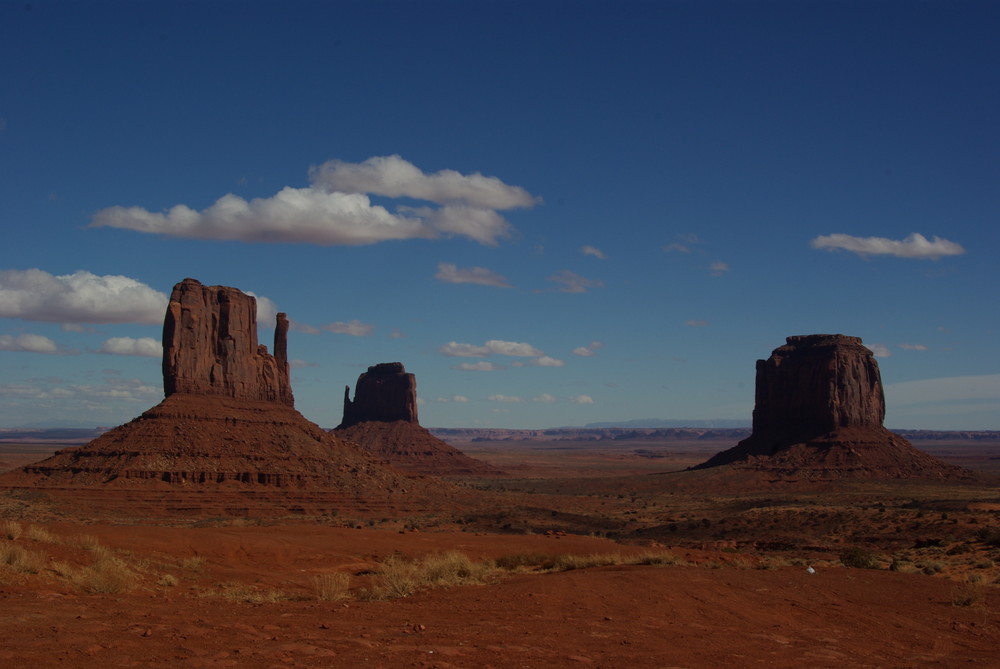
[1,279,459,515]
[334,362,502,477]
[693,334,969,479]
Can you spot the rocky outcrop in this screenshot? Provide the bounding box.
[335,362,501,477]
[694,335,968,478]
[339,362,417,428]
[162,278,293,406]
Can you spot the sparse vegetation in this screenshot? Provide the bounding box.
[840,547,878,569]
[313,572,350,601]
[1,519,23,540]
[0,540,47,574]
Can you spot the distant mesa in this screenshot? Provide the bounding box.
[335,362,502,477]
[3,279,431,504]
[693,334,968,479]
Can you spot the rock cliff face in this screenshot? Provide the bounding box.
[339,362,417,428]
[694,335,966,478]
[162,278,293,406]
[335,362,501,477]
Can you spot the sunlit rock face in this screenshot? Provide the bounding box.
[162,278,293,406]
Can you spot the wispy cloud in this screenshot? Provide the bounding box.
[97,336,160,357]
[532,393,557,403]
[867,343,892,358]
[440,340,543,358]
[290,320,321,335]
[488,394,523,403]
[91,155,540,247]
[452,361,504,372]
[0,333,61,354]
[548,270,604,293]
[709,261,729,276]
[810,232,965,260]
[322,320,374,336]
[900,343,929,351]
[886,374,1000,405]
[582,245,607,259]
[663,233,701,254]
[0,269,166,324]
[434,262,512,288]
[572,341,604,357]
[436,395,470,403]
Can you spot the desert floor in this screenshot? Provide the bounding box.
[1,436,999,668]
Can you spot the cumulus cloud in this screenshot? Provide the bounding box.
[92,155,540,247]
[97,336,160,357]
[548,270,604,293]
[434,262,512,288]
[488,394,523,403]
[440,340,544,358]
[582,245,607,259]
[571,395,594,404]
[532,393,557,403]
[453,361,504,371]
[867,343,892,358]
[810,232,965,260]
[322,320,374,337]
[0,269,167,324]
[246,292,279,324]
[572,341,604,357]
[533,356,565,367]
[0,333,60,354]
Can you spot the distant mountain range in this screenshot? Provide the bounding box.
[583,418,751,429]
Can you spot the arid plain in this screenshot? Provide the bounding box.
[1,430,999,668]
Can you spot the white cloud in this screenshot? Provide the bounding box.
[663,243,691,253]
[533,356,565,367]
[709,261,729,276]
[440,340,543,358]
[572,341,604,357]
[488,394,523,403]
[97,336,160,358]
[582,245,607,259]
[290,320,321,335]
[886,374,1000,406]
[434,262,512,288]
[533,393,557,403]
[93,156,539,248]
[571,394,594,404]
[453,361,504,371]
[0,377,160,403]
[0,333,60,354]
[0,269,167,324]
[289,359,318,368]
[245,292,279,324]
[810,232,965,260]
[866,343,892,358]
[548,270,604,293]
[685,320,709,327]
[309,155,540,210]
[322,320,374,337]
[437,394,470,403]
[900,343,929,351]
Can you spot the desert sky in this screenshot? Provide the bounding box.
[1,1,997,430]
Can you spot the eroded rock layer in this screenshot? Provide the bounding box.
[163,278,293,406]
[694,334,966,478]
[336,420,503,477]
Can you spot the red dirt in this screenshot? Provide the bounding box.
[1,524,997,668]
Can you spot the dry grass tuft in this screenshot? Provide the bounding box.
[71,544,138,594]
[1,519,23,540]
[210,581,287,604]
[952,575,988,608]
[363,551,501,601]
[0,540,47,574]
[24,524,59,544]
[313,572,350,601]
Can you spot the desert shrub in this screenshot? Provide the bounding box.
[952,577,987,608]
[551,553,624,572]
[364,552,500,601]
[974,526,1000,548]
[158,574,180,587]
[917,561,944,575]
[493,553,556,571]
[24,525,58,544]
[212,582,285,603]
[313,572,350,601]
[0,540,47,574]
[180,555,205,572]
[1,519,23,540]
[70,545,137,594]
[633,550,687,567]
[68,534,100,550]
[840,547,878,569]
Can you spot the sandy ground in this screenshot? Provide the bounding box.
[2,524,998,668]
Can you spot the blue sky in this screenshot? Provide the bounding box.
[1,1,997,430]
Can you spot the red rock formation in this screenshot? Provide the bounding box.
[163,278,293,406]
[339,362,418,428]
[694,334,967,478]
[335,362,501,477]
